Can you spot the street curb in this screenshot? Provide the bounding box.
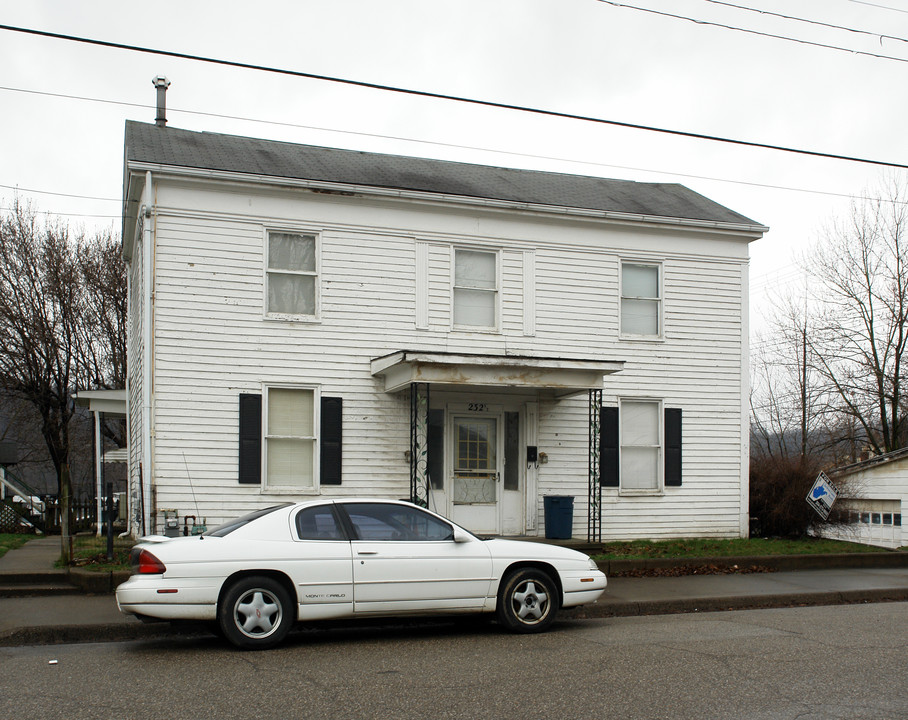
[566,587,908,619]
[3,588,907,648]
[66,568,131,594]
[597,552,908,575]
[0,621,208,648]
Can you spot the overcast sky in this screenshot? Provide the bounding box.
[2,0,906,336]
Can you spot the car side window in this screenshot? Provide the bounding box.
[344,503,454,542]
[295,506,345,540]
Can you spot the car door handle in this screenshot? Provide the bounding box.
[357,550,378,555]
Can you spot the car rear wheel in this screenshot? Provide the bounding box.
[496,567,560,633]
[219,576,294,650]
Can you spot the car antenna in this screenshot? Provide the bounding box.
[182,451,204,538]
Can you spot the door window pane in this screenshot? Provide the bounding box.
[453,416,497,504]
[504,412,520,491]
[456,419,497,470]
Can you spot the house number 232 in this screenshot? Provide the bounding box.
[468,403,487,412]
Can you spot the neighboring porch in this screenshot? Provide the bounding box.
[371,351,623,542]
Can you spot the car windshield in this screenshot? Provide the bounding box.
[202,503,292,537]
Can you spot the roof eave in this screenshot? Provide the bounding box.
[124,160,770,238]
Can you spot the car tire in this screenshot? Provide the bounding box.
[218,576,294,650]
[496,567,560,633]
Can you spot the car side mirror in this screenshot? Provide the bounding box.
[453,528,472,543]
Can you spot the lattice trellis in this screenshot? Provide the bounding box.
[588,388,602,542]
[409,382,430,507]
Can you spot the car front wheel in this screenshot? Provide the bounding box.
[496,568,559,633]
[219,576,294,650]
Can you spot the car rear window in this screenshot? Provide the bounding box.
[203,503,291,537]
[295,506,345,540]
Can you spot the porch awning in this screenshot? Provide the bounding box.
[371,351,623,396]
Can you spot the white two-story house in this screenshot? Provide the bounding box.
[121,119,766,540]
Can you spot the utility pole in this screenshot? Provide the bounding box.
[801,321,808,463]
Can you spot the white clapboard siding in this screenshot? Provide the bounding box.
[129,178,753,536]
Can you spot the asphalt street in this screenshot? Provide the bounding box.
[2,602,905,720]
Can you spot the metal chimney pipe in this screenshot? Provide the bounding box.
[152,76,171,127]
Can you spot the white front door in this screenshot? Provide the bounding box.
[449,409,502,534]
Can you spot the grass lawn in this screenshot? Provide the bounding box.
[0,533,33,559]
[591,537,893,561]
[58,534,135,572]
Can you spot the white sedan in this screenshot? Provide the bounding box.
[116,498,607,649]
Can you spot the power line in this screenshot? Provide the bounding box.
[2,81,906,210]
[849,0,908,15]
[0,206,119,219]
[596,0,908,64]
[699,0,908,45]
[2,23,908,171]
[0,182,118,202]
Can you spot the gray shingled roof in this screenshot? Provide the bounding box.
[125,121,762,228]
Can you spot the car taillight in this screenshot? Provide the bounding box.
[135,549,167,575]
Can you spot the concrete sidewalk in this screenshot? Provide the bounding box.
[2,536,907,647]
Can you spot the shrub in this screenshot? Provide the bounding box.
[749,455,823,537]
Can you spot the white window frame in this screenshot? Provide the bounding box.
[262,383,320,494]
[619,260,663,340]
[451,246,500,332]
[618,397,664,496]
[264,229,320,321]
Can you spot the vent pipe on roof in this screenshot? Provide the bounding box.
[152,76,171,127]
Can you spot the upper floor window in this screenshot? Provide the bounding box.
[453,248,498,329]
[266,231,318,317]
[621,262,661,337]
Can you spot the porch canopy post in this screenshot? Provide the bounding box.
[409,382,430,506]
[588,388,603,542]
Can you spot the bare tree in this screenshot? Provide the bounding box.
[0,199,126,561]
[805,176,908,454]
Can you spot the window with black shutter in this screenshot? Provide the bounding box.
[238,392,344,487]
[600,406,619,487]
[664,408,682,486]
[320,396,343,485]
[238,394,262,484]
[599,405,682,489]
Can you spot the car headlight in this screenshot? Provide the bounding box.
[588,557,600,571]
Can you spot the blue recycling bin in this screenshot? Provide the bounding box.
[543,495,574,539]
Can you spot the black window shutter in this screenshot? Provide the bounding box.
[665,408,682,486]
[320,396,343,485]
[599,407,619,487]
[238,394,262,484]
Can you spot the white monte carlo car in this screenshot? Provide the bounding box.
[116,498,607,649]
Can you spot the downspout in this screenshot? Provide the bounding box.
[142,170,154,536]
[94,409,102,536]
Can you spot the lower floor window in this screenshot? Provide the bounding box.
[266,386,316,490]
[620,399,662,491]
